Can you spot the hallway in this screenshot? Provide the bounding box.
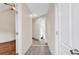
[26,39,51,55]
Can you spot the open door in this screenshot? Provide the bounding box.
[16,3,32,55]
[57,3,72,55]
[46,3,72,55]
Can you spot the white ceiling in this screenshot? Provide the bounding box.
[0,3,13,13]
[0,3,49,17]
[26,3,49,17]
[0,4,8,12]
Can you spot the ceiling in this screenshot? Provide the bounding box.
[0,3,15,13]
[0,4,9,12]
[0,3,49,17]
[26,3,49,17]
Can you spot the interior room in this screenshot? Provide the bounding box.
[0,3,78,55]
[16,3,79,55]
[24,3,52,55]
[16,3,53,55]
[0,3,16,55]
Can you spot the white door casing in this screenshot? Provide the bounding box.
[16,4,22,55]
[56,3,72,55]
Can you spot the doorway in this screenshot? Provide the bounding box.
[26,15,51,55]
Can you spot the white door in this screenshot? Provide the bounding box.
[71,3,79,51]
[57,3,72,55]
[16,4,32,55]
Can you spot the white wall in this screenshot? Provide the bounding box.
[0,6,15,43]
[32,18,41,40]
[40,17,46,42]
[32,17,46,41]
[71,4,79,50]
[22,4,32,54]
[46,3,79,55]
[46,4,55,54]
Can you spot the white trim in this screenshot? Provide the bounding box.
[56,4,73,55]
[55,4,59,55]
[69,3,72,49]
[16,4,22,55]
[57,4,62,55]
[15,3,18,54]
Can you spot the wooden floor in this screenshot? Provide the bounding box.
[0,40,16,55]
[26,39,51,55]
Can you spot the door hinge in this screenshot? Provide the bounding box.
[16,53,19,55]
[56,31,58,35]
[16,11,18,14]
[16,32,19,35]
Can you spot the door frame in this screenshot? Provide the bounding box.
[55,4,62,55]
[15,4,22,55]
[54,4,72,55]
